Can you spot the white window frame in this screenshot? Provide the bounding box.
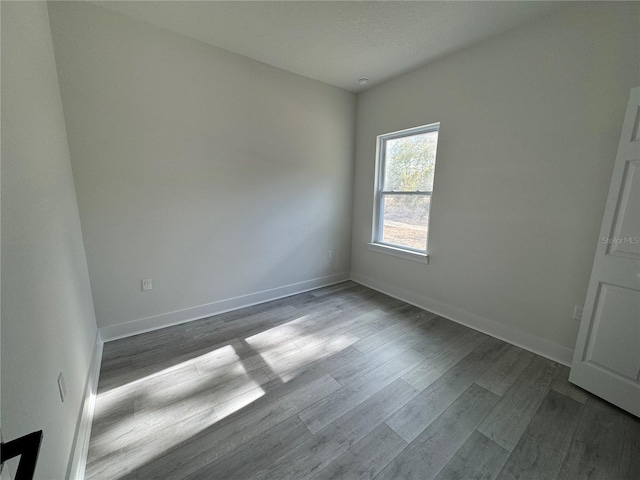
[369,122,440,263]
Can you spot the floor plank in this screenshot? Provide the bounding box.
[376,384,500,480]
[181,415,312,480]
[250,379,418,480]
[550,364,589,404]
[477,356,558,451]
[313,423,407,480]
[299,348,425,433]
[330,340,417,386]
[496,390,583,480]
[137,374,341,480]
[475,345,535,397]
[401,329,489,391]
[86,406,220,480]
[351,312,430,353]
[386,337,509,443]
[435,431,509,480]
[557,396,640,480]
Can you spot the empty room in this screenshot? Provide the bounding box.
[2,1,639,479]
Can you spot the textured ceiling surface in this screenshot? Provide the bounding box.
[93,1,566,92]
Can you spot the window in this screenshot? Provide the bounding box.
[371,123,439,261]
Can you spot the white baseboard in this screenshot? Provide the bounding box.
[100,272,351,342]
[66,330,103,480]
[351,272,574,366]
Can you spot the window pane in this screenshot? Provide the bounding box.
[381,194,430,251]
[383,130,438,192]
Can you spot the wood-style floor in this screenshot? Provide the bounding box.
[87,281,640,480]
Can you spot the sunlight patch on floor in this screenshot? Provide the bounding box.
[89,312,364,478]
[214,387,266,420]
[88,342,269,478]
[260,334,358,382]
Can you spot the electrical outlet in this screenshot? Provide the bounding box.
[573,305,583,321]
[327,250,333,261]
[141,278,153,291]
[57,373,67,403]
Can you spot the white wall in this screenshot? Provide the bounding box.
[351,2,639,364]
[1,2,99,478]
[48,2,356,334]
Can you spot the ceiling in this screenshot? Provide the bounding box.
[93,1,567,92]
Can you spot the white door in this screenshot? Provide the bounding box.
[570,87,640,417]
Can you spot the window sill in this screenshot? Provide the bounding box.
[368,243,429,264]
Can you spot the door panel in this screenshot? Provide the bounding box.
[585,282,640,380]
[607,160,640,258]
